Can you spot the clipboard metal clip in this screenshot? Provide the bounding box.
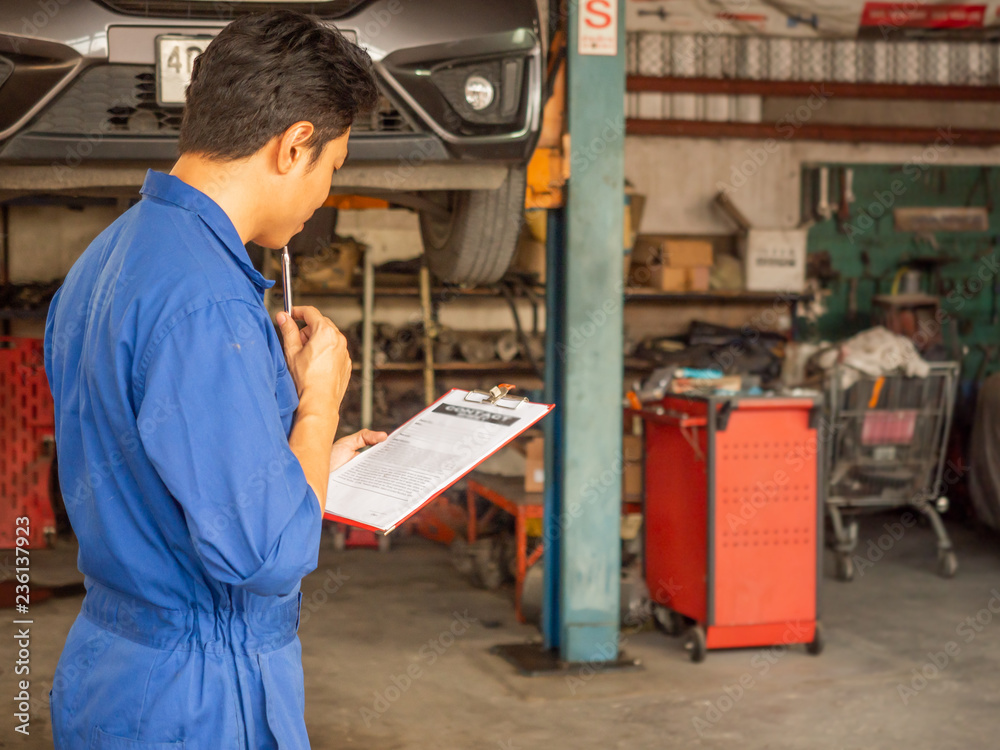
[464,383,528,409]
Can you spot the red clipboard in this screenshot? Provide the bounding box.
[323,387,554,533]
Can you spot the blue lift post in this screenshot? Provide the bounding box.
[542,0,627,663]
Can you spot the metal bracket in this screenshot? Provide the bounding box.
[465,383,528,409]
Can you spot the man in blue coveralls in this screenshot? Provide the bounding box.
[43,12,384,749]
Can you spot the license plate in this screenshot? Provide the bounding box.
[155,29,358,108]
[155,34,214,106]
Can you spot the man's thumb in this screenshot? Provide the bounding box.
[360,429,389,446]
[276,312,302,355]
[339,429,388,452]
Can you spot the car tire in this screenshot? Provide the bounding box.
[419,166,527,285]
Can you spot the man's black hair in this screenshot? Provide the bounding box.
[178,11,378,163]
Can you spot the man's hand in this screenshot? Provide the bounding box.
[330,429,388,473]
[277,306,352,507]
[276,306,352,416]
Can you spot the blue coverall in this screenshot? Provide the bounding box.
[44,170,322,749]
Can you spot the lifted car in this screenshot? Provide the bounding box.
[0,0,544,283]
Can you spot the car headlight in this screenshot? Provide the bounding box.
[464,75,494,111]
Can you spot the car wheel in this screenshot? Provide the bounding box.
[419,166,527,285]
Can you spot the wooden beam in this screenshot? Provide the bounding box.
[627,75,1000,102]
[625,118,1000,146]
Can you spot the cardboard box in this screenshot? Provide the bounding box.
[637,266,711,293]
[739,229,807,292]
[524,436,545,493]
[621,513,643,540]
[652,266,688,292]
[687,266,711,292]
[623,434,643,462]
[666,239,713,268]
[622,434,643,500]
[294,239,360,291]
[524,435,643,499]
[512,224,547,284]
[631,236,715,289]
[633,236,714,270]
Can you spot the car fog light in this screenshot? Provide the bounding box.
[464,75,494,111]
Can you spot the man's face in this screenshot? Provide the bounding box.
[257,127,351,248]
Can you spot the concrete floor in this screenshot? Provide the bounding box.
[4,513,1000,750]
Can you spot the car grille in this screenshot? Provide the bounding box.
[25,65,412,138]
[26,65,178,136]
[353,96,412,134]
[96,1,372,19]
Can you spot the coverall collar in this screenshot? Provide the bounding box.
[139,169,275,292]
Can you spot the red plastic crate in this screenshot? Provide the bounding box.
[0,338,56,549]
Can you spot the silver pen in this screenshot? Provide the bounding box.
[280,245,292,316]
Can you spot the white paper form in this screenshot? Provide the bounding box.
[324,389,553,533]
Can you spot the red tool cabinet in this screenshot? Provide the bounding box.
[634,394,823,662]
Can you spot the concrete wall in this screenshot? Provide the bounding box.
[625,135,1000,234]
[8,204,123,282]
[6,203,126,338]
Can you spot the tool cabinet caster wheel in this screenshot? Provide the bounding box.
[332,527,347,552]
[653,606,685,637]
[684,626,707,663]
[835,554,854,582]
[378,534,392,553]
[938,550,958,579]
[806,623,824,656]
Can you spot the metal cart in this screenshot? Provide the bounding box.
[824,362,960,581]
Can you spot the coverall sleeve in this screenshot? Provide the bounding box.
[136,299,322,597]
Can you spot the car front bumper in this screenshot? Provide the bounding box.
[0,0,542,169]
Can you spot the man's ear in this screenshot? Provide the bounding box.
[276,121,316,175]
